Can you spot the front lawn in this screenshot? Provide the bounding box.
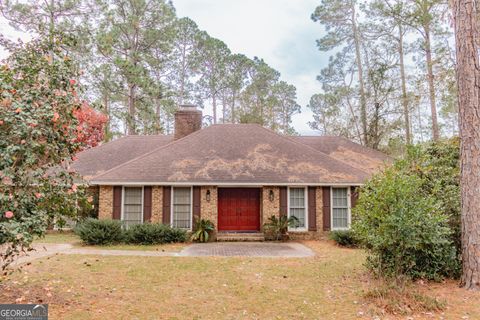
[1,241,479,319]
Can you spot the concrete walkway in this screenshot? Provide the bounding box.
[13,241,314,266]
[179,242,315,257]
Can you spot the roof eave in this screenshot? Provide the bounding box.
[89,181,365,187]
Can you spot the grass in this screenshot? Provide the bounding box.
[2,241,479,319]
[34,231,185,252]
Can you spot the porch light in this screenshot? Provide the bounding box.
[206,189,211,202]
[269,189,274,202]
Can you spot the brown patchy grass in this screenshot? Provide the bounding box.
[1,240,479,319]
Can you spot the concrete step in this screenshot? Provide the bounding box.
[216,232,265,242]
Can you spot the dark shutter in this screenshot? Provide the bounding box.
[162,186,171,225]
[322,187,331,231]
[193,186,201,225]
[279,187,288,217]
[112,186,122,220]
[308,187,317,231]
[143,186,152,222]
[351,186,359,208]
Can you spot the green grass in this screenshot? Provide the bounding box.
[34,231,80,244]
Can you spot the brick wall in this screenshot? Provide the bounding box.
[98,185,113,219]
[151,186,163,223]
[261,187,280,230]
[201,186,218,229]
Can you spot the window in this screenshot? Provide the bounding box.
[288,187,307,230]
[122,187,143,228]
[172,187,192,229]
[332,188,350,230]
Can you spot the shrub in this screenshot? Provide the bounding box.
[191,219,215,242]
[263,215,299,241]
[75,219,124,245]
[329,230,359,247]
[125,223,186,245]
[353,168,460,281]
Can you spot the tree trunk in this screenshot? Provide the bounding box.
[231,93,236,123]
[453,0,480,290]
[103,93,110,142]
[351,3,368,146]
[212,94,217,124]
[424,24,440,141]
[128,83,137,135]
[398,24,411,144]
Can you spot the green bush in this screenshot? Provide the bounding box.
[353,168,460,281]
[191,219,215,242]
[263,215,299,241]
[75,218,124,245]
[125,223,187,244]
[329,230,359,247]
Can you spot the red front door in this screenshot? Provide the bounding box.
[218,188,260,231]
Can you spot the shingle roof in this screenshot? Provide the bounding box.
[72,135,172,180]
[90,124,373,185]
[292,136,392,174]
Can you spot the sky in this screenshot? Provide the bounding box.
[0,0,328,135]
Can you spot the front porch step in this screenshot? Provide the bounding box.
[216,232,265,242]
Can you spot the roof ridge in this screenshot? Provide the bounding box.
[255,126,370,176]
[91,127,207,181]
[294,135,392,160]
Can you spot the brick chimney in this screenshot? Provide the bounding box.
[174,105,202,140]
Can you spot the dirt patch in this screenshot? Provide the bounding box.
[0,281,75,306]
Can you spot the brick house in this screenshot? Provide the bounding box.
[73,105,390,240]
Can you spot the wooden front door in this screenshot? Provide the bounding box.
[218,188,260,231]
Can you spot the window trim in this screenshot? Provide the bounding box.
[330,187,351,231]
[121,186,144,226]
[170,186,193,230]
[287,186,308,232]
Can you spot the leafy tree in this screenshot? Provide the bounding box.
[353,167,459,280]
[312,0,368,145]
[0,36,94,269]
[94,0,176,134]
[195,32,230,124]
[353,138,461,280]
[73,103,108,148]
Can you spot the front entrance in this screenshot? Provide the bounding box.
[217,188,260,231]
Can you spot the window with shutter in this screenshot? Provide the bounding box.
[122,187,143,228]
[288,187,307,231]
[331,187,350,230]
[172,187,192,229]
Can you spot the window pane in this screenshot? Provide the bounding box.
[173,187,191,229]
[289,188,305,228]
[332,188,349,229]
[123,187,143,227]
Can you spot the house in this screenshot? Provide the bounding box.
[73,105,390,240]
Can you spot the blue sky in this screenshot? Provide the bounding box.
[0,0,327,134]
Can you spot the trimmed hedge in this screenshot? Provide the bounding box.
[329,230,359,248]
[75,218,124,245]
[125,223,187,244]
[75,219,187,245]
